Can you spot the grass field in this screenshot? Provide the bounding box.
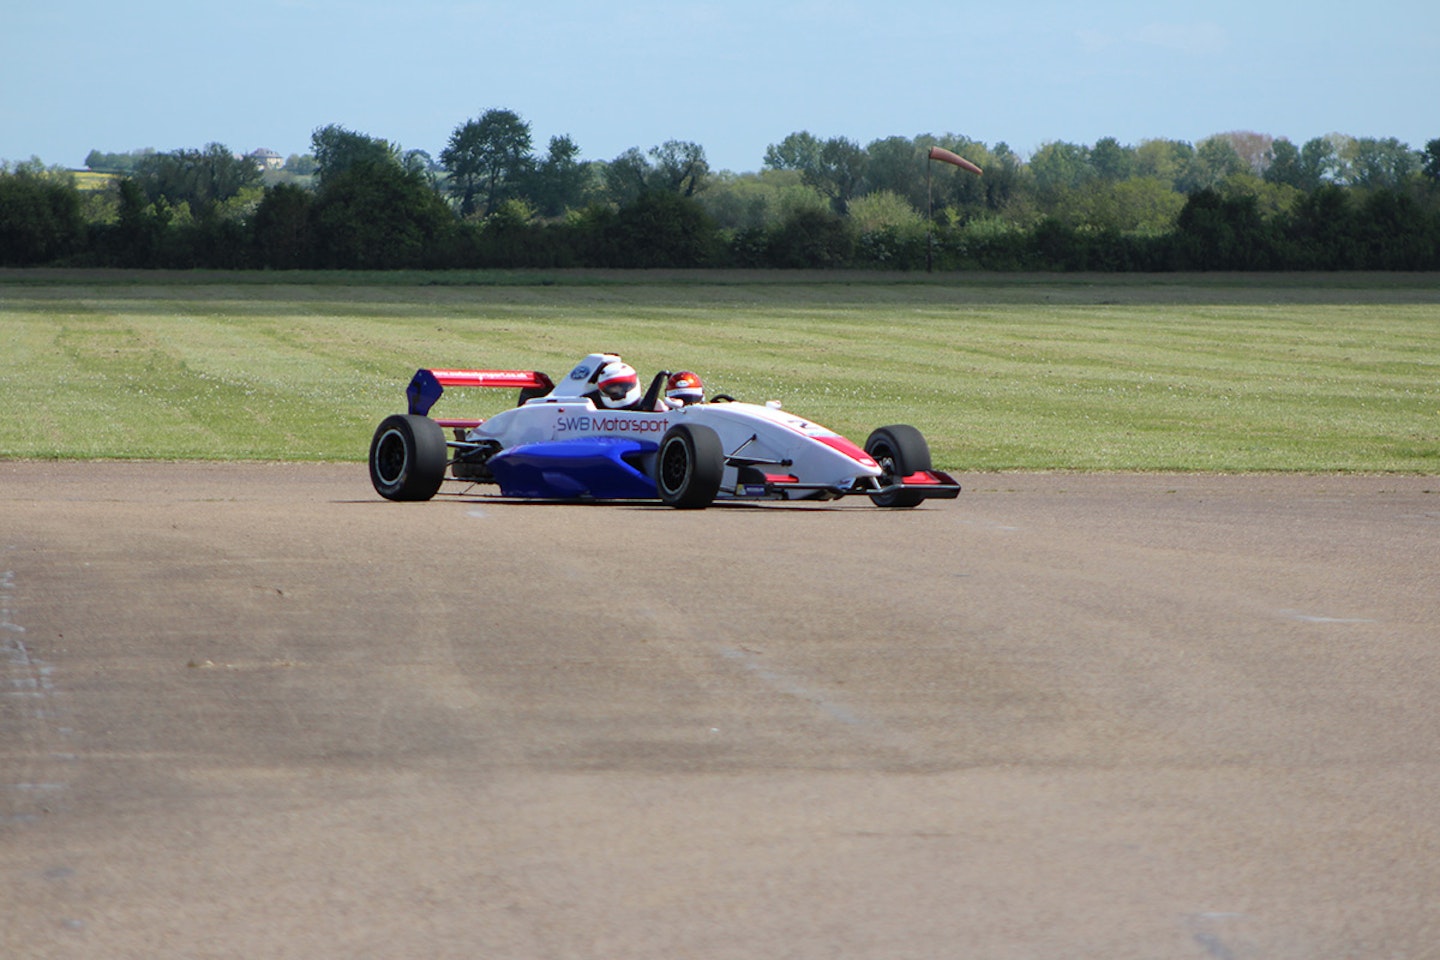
[70,170,118,191]
[2,269,1438,472]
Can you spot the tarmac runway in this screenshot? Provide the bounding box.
[3,462,1438,959]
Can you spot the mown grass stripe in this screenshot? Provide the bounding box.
[2,275,1437,471]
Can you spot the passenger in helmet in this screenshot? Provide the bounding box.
[592,359,642,409]
[664,370,704,407]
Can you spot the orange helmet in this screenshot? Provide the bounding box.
[665,371,704,405]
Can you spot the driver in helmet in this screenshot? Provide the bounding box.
[663,370,704,408]
[591,358,643,409]
[587,357,706,411]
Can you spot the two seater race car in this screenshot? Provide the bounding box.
[367,352,960,509]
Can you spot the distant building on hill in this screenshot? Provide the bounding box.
[247,148,283,171]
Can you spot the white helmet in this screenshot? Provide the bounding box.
[595,360,640,409]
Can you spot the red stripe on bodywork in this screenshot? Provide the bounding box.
[814,435,878,467]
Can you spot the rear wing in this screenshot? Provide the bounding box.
[406,368,555,422]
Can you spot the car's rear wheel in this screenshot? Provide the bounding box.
[656,423,724,509]
[864,424,932,508]
[369,414,448,501]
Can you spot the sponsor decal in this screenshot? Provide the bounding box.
[555,413,669,434]
[569,364,591,381]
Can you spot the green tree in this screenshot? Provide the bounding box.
[310,162,456,268]
[311,125,401,186]
[440,108,533,216]
[764,132,878,215]
[603,148,653,206]
[1264,138,1304,189]
[849,190,924,234]
[608,191,718,267]
[700,169,826,232]
[470,198,545,266]
[1090,137,1134,181]
[1326,133,1361,185]
[1179,135,1246,193]
[1069,177,1184,233]
[865,136,923,208]
[0,163,84,265]
[598,141,712,206]
[402,149,436,183]
[1353,189,1436,268]
[763,131,824,172]
[648,140,710,197]
[1348,137,1419,190]
[1133,139,1194,190]
[765,207,855,267]
[972,143,1031,219]
[1218,131,1274,175]
[1172,188,1269,269]
[1029,141,1093,198]
[1422,139,1440,186]
[251,183,315,269]
[1276,185,1355,269]
[1269,137,1340,192]
[99,178,169,267]
[1217,173,1304,219]
[84,149,149,174]
[1299,137,1341,189]
[528,135,593,217]
[285,154,318,176]
[131,143,261,218]
[803,136,868,215]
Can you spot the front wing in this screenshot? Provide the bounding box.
[734,466,962,501]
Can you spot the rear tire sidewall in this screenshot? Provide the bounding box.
[369,414,448,501]
[657,423,723,509]
[865,424,931,508]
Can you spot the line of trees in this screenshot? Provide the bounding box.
[4,111,1439,270]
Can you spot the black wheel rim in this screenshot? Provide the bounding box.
[375,430,408,485]
[660,438,689,493]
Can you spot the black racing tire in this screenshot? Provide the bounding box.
[656,423,724,509]
[864,424,932,509]
[369,414,448,502]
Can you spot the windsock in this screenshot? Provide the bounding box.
[928,146,983,175]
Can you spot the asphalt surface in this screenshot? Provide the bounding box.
[3,462,1438,960]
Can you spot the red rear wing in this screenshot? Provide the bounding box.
[428,370,554,389]
[406,368,555,418]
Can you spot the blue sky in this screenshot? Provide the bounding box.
[4,0,1436,172]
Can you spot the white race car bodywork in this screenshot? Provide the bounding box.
[368,352,960,508]
[469,396,884,500]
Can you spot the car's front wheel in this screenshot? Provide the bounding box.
[369,414,448,501]
[864,424,932,508]
[656,423,724,509]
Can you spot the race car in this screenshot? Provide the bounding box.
[367,352,960,509]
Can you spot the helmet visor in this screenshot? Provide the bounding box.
[599,375,636,401]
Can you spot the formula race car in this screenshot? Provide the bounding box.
[368,353,960,509]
